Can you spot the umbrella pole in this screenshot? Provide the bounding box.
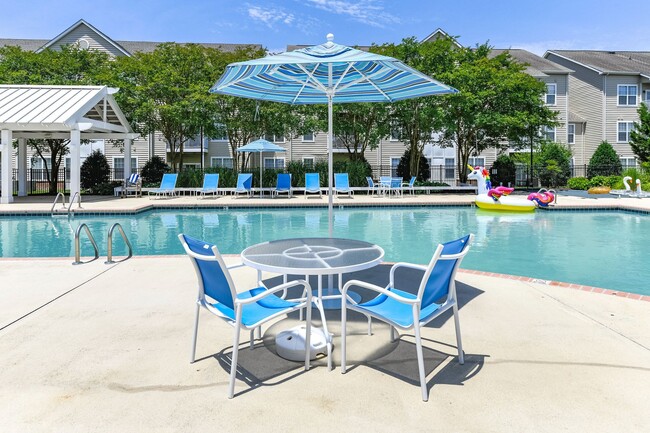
[327,93,333,238]
[260,151,263,197]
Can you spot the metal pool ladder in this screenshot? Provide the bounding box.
[72,224,100,265]
[51,192,82,217]
[105,223,133,264]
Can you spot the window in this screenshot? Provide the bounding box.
[302,133,314,142]
[30,157,51,169]
[302,157,315,168]
[444,158,455,179]
[390,157,400,176]
[389,128,401,141]
[468,157,485,167]
[542,126,556,142]
[618,85,637,106]
[210,157,233,168]
[264,134,285,143]
[264,157,285,169]
[113,157,138,179]
[545,83,557,105]
[183,163,200,170]
[568,123,576,144]
[620,157,637,170]
[617,121,635,142]
[644,90,650,106]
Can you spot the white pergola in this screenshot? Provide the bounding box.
[0,85,137,204]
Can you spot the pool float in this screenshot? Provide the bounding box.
[467,165,536,212]
[609,176,633,197]
[632,179,650,198]
[528,189,555,207]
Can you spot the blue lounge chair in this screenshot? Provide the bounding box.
[234,173,253,198]
[366,177,379,196]
[273,173,292,198]
[402,176,416,195]
[198,173,219,199]
[178,234,313,399]
[334,173,353,197]
[305,173,322,197]
[340,234,475,401]
[148,173,178,199]
[122,173,141,198]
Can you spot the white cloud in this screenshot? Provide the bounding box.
[305,0,399,28]
[247,5,295,28]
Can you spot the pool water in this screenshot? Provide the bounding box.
[1,207,648,295]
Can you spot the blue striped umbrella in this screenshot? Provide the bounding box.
[211,34,457,236]
[236,139,286,193]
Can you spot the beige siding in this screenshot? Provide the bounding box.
[605,75,641,158]
[52,23,126,57]
[541,74,569,144]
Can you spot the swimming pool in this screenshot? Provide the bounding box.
[1,207,647,295]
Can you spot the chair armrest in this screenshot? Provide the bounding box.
[226,262,245,270]
[235,279,312,305]
[389,262,426,287]
[342,279,419,305]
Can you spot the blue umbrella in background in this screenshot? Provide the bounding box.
[211,34,457,236]
[236,138,286,195]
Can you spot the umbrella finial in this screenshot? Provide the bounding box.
[326,33,334,45]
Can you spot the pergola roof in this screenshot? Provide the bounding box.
[0,84,137,139]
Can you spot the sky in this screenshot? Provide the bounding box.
[3,0,650,55]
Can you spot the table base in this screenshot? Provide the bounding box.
[275,325,328,361]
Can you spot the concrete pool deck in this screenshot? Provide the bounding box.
[1,192,649,432]
[0,256,649,433]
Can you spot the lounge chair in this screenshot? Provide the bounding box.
[305,173,322,197]
[234,173,253,198]
[402,176,416,195]
[198,173,219,199]
[334,173,353,197]
[148,173,178,199]
[366,177,380,196]
[340,234,475,401]
[273,173,292,198]
[122,173,141,198]
[178,234,313,399]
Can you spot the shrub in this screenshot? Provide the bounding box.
[177,168,203,188]
[396,149,430,181]
[587,141,622,177]
[490,154,516,187]
[567,177,590,190]
[141,156,169,185]
[537,142,572,187]
[80,150,110,191]
[333,158,372,186]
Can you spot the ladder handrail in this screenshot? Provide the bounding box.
[72,223,100,265]
[105,223,133,264]
[67,192,82,212]
[51,192,66,215]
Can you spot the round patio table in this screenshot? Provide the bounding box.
[241,237,384,369]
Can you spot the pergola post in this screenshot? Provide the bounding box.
[17,138,27,197]
[124,138,132,180]
[1,129,14,204]
[69,129,81,199]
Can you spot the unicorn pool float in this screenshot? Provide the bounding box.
[467,165,554,212]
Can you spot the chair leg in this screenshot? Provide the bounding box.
[305,297,312,371]
[413,324,429,402]
[452,303,465,364]
[341,299,347,373]
[228,319,242,399]
[367,315,372,336]
[249,329,255,350]
[390,326,398,342]
[190,302,200,363]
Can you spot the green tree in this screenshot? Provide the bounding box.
[80,149,110,190]
[537,142,572,187]
[0,45,111,193]
[587,141,622,177]
[333,103,390,161]
[396,148,430,181]
[140,156,169,185]
[436,45,558,183]
[490,154,517,187]
[630,103,650,163]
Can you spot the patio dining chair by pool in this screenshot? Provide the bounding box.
[340,234,474,401]
[334,173,353,197]
[198,173,220,199]
[305,173,322,197]
[178,234,313,399]
[122,173,141,198]
[148,173,178,199]
[366,177,380,196]
[402,176,416,195]
[389,177,403,197]
[273,173,292,198]
[234,173,253,198]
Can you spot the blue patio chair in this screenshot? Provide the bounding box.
[148,173,178,199]
[234,173,253,198]
[122,172,141,198]
[402,176,416,195]
[305,173,322,197]
[379,176,391,196]
[273,173,292,198]
[366,177,380,196]
[198,173,219,199]
[178,234,313,399]
[340,234,474,401]
[389,177,403,197]
[334,173,353,197]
